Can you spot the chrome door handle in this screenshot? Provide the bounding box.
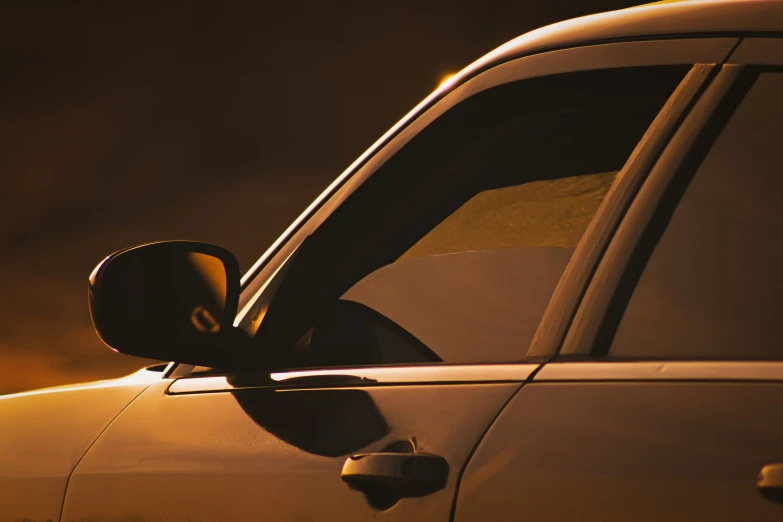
[341,452,449,497]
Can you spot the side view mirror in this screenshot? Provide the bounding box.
[88,241,245,368]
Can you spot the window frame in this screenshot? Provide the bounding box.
[235,38,736,320]
[559,57,783,361]
[167,38,738,381]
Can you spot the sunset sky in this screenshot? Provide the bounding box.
[0,1,638,395]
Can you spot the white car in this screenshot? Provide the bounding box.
[3,0,783,520]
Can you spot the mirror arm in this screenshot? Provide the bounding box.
[173,326,255,370]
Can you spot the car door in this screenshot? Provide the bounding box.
[455,40,783,522]
[61,40,725,522]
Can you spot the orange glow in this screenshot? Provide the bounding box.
[88,255,110,285]
[438,73,457,89]
[0,366,166,401]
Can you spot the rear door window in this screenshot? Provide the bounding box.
[605,72,783,359]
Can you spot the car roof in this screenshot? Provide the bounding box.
[466,0,782,76]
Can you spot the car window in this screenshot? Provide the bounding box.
[337,172,616,366]
[605,72,783,359]
[244,67,687,369]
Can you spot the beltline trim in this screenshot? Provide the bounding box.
[167,364,540,394]
[534,361,783,381]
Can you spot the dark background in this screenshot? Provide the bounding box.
[0,1,639,395]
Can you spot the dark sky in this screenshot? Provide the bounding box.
[0,1,639,394]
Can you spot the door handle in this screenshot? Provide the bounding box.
[757,463,783,504]
[341,452,449,497]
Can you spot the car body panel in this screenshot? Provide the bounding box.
[0,367,162,522]
[61,378,522,522]
[470,0,781,74]
[454,379,783,521]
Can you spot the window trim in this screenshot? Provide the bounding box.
[558,64,750,359]
[166,363,540,394]
[534,361,783,382]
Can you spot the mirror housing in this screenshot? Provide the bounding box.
[88,241,245,368]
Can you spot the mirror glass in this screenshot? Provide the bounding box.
[186,252,228,334]
[91,244,231,355]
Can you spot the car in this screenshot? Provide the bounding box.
[3,0,783,520]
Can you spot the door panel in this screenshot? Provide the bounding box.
[455,381,783,521]
[61,377,522,522]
